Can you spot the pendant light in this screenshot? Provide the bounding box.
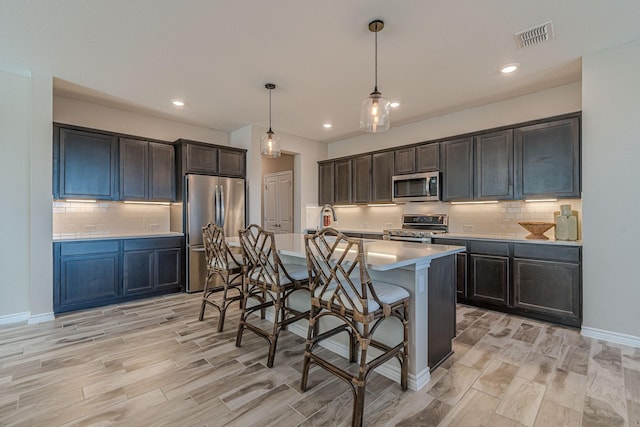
[260,83,282,158]
[360,19,391,133]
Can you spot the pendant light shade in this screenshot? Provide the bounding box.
[360,19,391,133]
[261,83,282,158]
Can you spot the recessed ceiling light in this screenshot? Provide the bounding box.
[171,99,185,107]
[323,123,332,128]
[500,64,519,74]
[390,102,400,108]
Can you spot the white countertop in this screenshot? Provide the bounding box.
[432,232,582,246]
[228,233,464,272]
[319,227,581,246]
[52,232,184,242]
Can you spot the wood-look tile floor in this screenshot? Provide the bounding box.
[1,293,639,426]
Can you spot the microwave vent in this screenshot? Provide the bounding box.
[514,21,554,49]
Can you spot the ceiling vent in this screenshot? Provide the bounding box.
[514,21,554,49]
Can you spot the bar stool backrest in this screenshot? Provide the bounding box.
[239,224,284,290]
[305,228,377,322]
[203,223,240,272]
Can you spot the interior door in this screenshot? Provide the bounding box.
[264,170,293,233]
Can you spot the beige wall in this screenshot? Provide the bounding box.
[54,96,229,145]
[582,39,640,339]
[231,125,327,233]
[328,82,582,158]
[0,70,31,318]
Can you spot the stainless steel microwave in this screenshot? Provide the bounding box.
[392,171,440,202]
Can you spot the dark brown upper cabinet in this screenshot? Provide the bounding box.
[318,161,334,205]
[120,138,175,202]
[394,147,416,175]
[218,148,246,177]
[185,143,218,175]
[371,151,394,203]
[441,137,474,201]
[148,143,175,201]
[514,117,580,199]
[474,130,513,200]
[394,143,440,175]
[416,143,440,172]
[352,154,372,204]
[176,140,246,178]
[333,158,352,205]
[55,127,118,200]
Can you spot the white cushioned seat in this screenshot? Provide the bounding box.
[316,280,409,313]
[250,263,309,286]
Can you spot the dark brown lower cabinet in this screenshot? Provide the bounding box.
[431,237,582,327]
[512,243,581,326]
[54,236,183,313]
[469,254,509,306]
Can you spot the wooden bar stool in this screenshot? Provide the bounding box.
[198,223,244,332]
[302,228,410,427]
[236,224,310,368]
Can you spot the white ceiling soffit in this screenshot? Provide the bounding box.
[3,1,640,143]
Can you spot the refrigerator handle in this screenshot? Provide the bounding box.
[220,185,225,227]
[215,185,221,227]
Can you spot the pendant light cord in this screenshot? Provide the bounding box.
[268,88,273,133]
[374,28,378,92]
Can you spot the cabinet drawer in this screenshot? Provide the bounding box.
[467,240,510,256]
[123,237,183,251]
[432,238,466,247]
[59,241,119,256]
[513,243,580,263]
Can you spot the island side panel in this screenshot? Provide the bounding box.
[427,254,456,369]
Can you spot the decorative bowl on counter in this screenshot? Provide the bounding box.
[518,222,556,240]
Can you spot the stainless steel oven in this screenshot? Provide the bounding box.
[383,214,448,243]
[392,171,440,202]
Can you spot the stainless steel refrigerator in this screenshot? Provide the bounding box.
[185,174,246,292]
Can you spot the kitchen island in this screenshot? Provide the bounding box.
[229,232,465,391]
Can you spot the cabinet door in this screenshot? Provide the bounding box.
[54,241,120,313]
[352,155,371,204]
[58,128,118,200]
[513,258,580,324]
[185,143,218,175]
[475,130,513,200]
[155,248,181,289]
[441,137,473,201]
[371,151,394,202]
[218,148,246,177]
[514,117,580,199]
[394,147,415,175]
[469,254,509,306]
[334,159,352,204]
[416,143,440,172]
[123,251,154,295]
[149,143,175,201]
[318,161,334,205]
[120,138,149,200]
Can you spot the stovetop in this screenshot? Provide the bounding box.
[384,214,449,238]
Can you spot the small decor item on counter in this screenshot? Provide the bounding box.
[555,204,578,241]
[518,221,556,240]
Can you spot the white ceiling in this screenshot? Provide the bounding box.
[2,1,640,143]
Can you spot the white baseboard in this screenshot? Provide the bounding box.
[0,311,30,325]
[0,311,56,326]
[581,326,640,348]
[28,312,55,324]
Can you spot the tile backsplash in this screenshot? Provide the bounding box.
[53,201,170,237]
[306,199,582,239]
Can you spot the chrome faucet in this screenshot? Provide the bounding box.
[318,204,338,229]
